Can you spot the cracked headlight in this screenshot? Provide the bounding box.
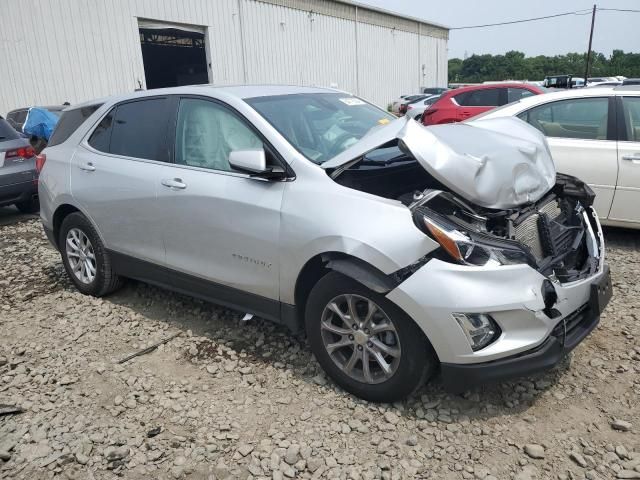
[422,216,531,267]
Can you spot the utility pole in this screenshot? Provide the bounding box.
[583,5,596,84]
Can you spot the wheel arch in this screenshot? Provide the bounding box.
[293,251,417,329]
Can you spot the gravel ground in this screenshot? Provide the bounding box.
[0,214,638,480]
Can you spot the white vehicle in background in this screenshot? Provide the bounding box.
[587,77,622,87]
[390,94,427,115]
[405,95,441,121]
[473,85,640,229]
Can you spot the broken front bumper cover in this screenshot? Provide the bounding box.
[440,264,611,393]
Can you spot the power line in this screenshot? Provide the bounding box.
[450,9,592,30]
[449,6,640,30]
[598,8,640,13]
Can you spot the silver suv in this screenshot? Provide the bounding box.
[39,86,611,402]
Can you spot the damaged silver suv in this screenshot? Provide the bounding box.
[38,86,611,402]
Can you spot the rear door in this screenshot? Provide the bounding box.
[609,96,640,223]
[158,96,284,305]
[71,97,171,264]
[456,88,502,121]
[517,96,617,218]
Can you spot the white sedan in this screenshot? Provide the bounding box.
[473,85,640,228]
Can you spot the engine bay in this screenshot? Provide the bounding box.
[334,149,601,283]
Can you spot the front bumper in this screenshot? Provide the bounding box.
[386,212,610,391]
[440,264,611,392]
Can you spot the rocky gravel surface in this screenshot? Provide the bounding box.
[0,215,639,479]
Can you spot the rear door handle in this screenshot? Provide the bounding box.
[79,162,95,172]
[622,154,640,161]
[161,178,187,189]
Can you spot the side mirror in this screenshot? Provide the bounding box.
[229,149,267,173]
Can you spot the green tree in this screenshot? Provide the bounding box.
[448,50,640,83]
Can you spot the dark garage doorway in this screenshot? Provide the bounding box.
[139,25,209,89]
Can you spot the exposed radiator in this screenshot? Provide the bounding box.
[514,199,563,260]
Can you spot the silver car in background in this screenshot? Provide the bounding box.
[38,86,611,401]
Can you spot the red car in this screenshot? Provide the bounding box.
[421,83,545,126]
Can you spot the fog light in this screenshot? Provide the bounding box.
[452,313,501,351]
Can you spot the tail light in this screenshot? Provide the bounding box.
[5,146,36,160]
[36,154,47,173]
[421,109,438,125]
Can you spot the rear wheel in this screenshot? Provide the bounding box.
[59,212,123,296]
[15,197,39,214]
[306,272,437,402]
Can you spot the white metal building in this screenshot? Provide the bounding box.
[0,0,448,115]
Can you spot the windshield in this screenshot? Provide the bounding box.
[246,93,394,164]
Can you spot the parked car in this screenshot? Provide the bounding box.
[0,116,39,213]
[420,87,449,95]
[405,94,440,121]
[421,83,544,125]
[472,85,640,229]
[622,78,640,86]
[6,105,67,132]
[391,94,427,115]
[39,85,610,401]
[588,76,620,86]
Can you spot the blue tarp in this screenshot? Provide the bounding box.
[22,107,59,141]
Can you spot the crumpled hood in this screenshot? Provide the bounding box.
[323,117,556,210]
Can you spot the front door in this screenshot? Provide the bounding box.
[158,97,284,308]
[70,98,173,264]
[609,96,640,223]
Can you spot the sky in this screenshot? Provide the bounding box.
[358,1,639,59]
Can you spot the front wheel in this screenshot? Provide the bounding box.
[305,272,437,402]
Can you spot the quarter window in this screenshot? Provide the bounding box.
[518,98,609,140]
[507,88,535,103]
[174,98,263,172]
[621,97,640,142]
[48,105,101,147]
[88,110,114,152]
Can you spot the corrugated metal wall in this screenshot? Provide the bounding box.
[0,0,448,115]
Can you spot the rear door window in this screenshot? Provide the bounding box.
[518,97,609,140]
[456,88,502,107]
[48,105,101,147]
[107,98,171,162]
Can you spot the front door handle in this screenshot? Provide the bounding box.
[622,154,640,161]
[161,178,187,189]
[79,162,95,172]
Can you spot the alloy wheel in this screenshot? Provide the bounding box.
[65,228,97,284]
[320,294,401,384]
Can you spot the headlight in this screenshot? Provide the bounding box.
[422,216,532,267]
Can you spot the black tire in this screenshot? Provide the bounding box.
[59,212,123,296]
[305,272,437,402]
[15,197,39,214]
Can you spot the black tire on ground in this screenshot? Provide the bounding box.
[59,212,123,297]
[305,271,437,402]
[15,197,39,214]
